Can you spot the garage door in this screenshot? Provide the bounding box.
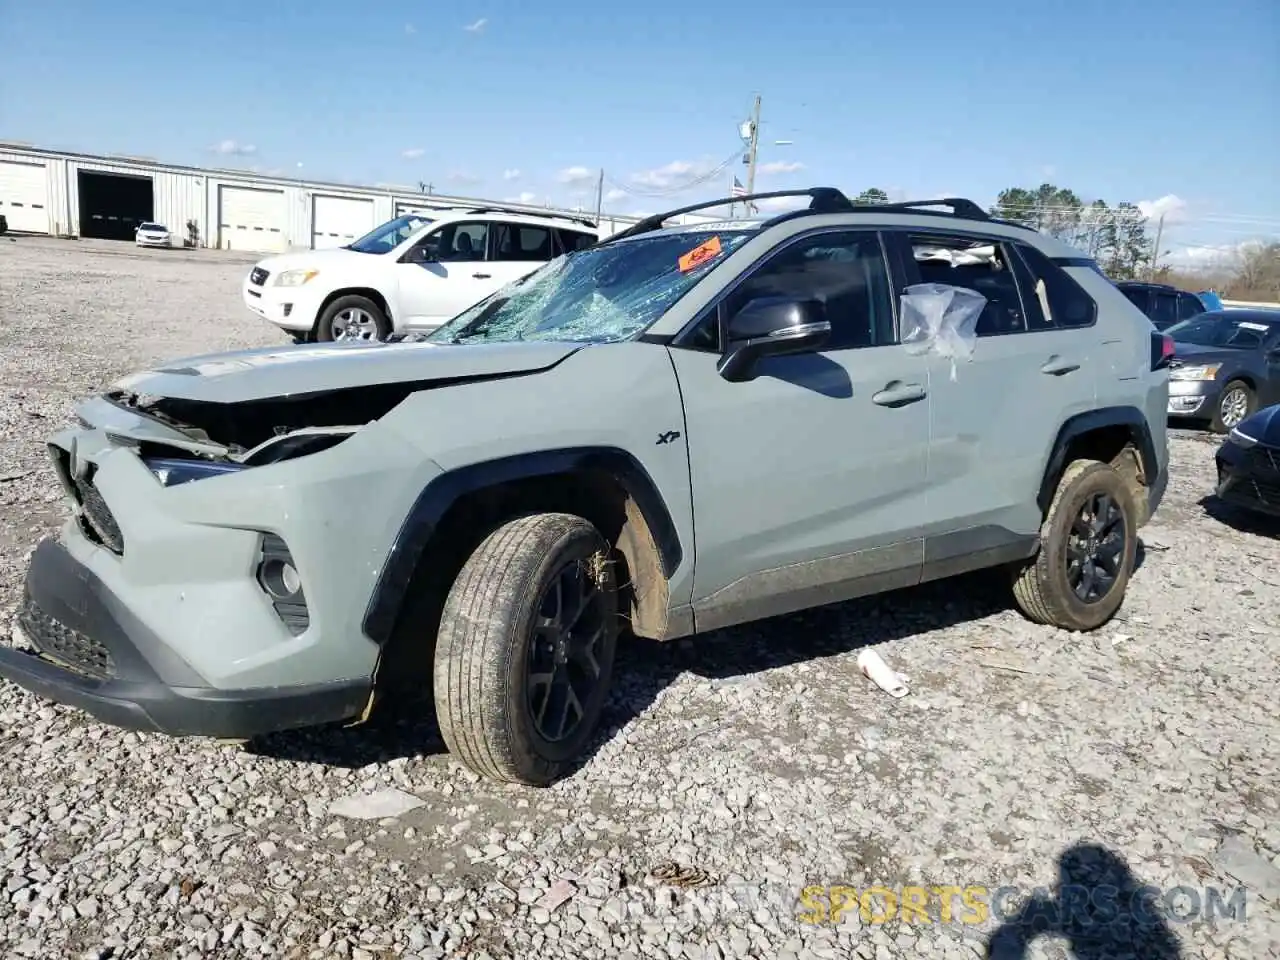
[218,185,287,252]
[312,195,375,249]
[0,159,50,234]
[395,200,442,218]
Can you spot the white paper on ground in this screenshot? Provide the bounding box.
[857,649,910,698]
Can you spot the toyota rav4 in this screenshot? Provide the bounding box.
[2,188,1172,786]
[242,206,599,343]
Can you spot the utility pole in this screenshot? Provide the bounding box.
[1148,212,1165,280]
[743,95,762,205]
[593,168,604,225]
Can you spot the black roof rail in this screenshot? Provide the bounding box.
[599,190,1044,247]
[463,206,598,230]
[599,188,855,245]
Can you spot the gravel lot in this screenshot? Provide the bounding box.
[1,235,1278,960]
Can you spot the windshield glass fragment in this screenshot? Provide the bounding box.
[426,229,752,345]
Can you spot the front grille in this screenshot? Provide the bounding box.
[1242,446,1280,476]
[17,589,116,681]
[73,471,124,554]
[249,267,269,286]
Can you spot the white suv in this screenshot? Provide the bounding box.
[242,207,600,342]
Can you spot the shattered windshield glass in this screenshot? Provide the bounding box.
[427,229,753,345]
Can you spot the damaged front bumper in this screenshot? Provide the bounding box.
[4,540,371,738]
[0,394,442,738]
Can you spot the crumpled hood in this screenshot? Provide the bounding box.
[109,339,584,404]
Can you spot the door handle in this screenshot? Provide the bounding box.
[872,381,927,407]
[1041,355,1080,376]
[472,272,492,279]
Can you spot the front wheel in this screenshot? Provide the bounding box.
[433,513,619,786]
[1211,379,1255,434]
[315,294,390,342]
[1011,459,1138,632]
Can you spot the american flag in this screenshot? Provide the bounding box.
[730,176,747,197]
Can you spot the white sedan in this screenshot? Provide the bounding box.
[135,222,172,248]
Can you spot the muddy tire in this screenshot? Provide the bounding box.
[433,513,618,786]
[1011,459,1138,632]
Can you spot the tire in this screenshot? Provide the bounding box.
[1011,459,1138,632]
[1210,379,1255,434]
[314,294,390,343]
[433,513,619,786]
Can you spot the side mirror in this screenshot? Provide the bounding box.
[716,297,831,382]
[402,245,436,264]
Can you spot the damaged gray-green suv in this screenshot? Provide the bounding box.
[1,189,1171,786]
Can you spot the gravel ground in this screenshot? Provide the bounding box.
[1,235,1278,960]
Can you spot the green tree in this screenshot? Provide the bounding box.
[990,183,1083,241]
[1103,203,1152,280]
[854,188,890,205]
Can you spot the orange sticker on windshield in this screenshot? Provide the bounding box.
[678,236,723,272]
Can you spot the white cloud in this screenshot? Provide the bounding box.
[630,159,720,189]
[1165,239,1266,270]
[502,168,521,181]
[557,165,597,187]
[209,139,256,157]
[604,188,627,203]
[464,17,488,32]
[754,196,807,212]
[448,172,482,186]
[1137,194,1188,225]
[503,192,541,205]
[758,160,805,175]
[401,148,425,160]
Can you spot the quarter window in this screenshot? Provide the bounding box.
[556,229,597,254]
[1015,244,1098,329]
[907,234,1027,336]
[492,222,554,261]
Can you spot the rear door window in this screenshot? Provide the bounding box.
[902,233,1029,336]
[1014,244,1098,329]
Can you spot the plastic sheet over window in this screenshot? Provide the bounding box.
[899,283,987,381]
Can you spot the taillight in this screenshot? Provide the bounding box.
[1150,331,1175,370]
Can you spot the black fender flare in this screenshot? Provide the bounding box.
[1037,406,1161,513]
[361,446,684,646]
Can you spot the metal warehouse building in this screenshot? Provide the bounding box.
[0,142,694,253]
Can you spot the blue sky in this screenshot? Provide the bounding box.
[2,0,1277,264]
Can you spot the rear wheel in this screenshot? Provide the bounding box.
[433,513,619,786]
[1211,380,1254,434]
[315,294,390,342]
[1011,459,1137,631]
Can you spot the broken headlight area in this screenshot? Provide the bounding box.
[144,457,246,487]
[138,428,362,486]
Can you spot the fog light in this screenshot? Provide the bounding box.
[256,534,309,635]
[260,558,302,599]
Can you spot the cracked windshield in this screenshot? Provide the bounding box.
[429,230,753,344]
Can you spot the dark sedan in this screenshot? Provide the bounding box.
[1214,403,1280,518]
[1164,310,1280,432]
